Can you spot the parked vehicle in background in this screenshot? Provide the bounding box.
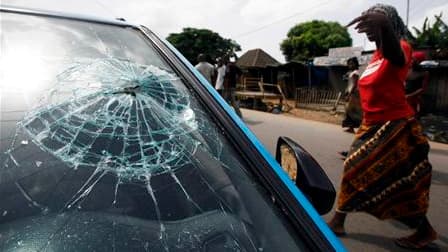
[0,5,344,251]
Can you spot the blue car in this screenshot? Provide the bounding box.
[0,5,345,251]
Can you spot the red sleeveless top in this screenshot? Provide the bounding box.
[358,40,414,125]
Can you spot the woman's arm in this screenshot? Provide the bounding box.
[348,12,405,66]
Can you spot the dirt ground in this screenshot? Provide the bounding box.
[262,99,344,126]
[286,107,343,125]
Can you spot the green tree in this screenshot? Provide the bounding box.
[280,20,352,62]
[412,13,448,49]
[166,28,241,65]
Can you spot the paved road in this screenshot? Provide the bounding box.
[241,109,448,252]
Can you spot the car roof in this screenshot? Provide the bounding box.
[0,4,139,28]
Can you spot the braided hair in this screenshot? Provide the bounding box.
[364,4,408,39]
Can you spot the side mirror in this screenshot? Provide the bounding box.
[275,136,335,215]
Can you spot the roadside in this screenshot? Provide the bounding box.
[286,106,343,125]
[420,114,448,144]
[262,98,345,125]
[270,99,448,145]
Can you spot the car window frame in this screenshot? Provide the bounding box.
[0,6,345,252]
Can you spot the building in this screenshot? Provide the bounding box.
[236,48,281,84]
[313,46,372,91]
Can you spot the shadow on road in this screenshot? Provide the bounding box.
[432,170,448,186]
[430,147,448,156]
[343,232,444,252]
[242,119,263,125]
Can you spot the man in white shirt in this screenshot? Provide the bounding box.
[195,54,215,84]
[214,58,226,94]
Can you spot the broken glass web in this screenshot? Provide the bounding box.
[19,58,211,181]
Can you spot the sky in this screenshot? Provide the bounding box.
[4,0,448,63]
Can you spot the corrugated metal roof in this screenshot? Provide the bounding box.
[313,46,371,66]
[313,55,372,66]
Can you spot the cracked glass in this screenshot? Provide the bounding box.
[0,11,307,251]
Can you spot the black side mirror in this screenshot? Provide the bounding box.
[275,136,335,215]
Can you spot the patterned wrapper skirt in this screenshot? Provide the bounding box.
[336,118,432,220]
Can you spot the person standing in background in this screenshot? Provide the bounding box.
[223,55,243,118]
[342,57,362,133]
[327,4,437,249]
[195,53,215,84]
[214,57,226,95]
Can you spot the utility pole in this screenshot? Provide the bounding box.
[406,0,410,27]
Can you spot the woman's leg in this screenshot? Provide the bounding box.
[327,212,347,236]
[395,216,438,249]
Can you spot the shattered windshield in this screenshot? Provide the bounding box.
[0,12,306,251]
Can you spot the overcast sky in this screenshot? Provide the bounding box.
[5,0,448,62]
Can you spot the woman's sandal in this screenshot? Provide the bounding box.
[333,230,347,237]
[327,223,347,237]
[395,238,428,249]
[394,231,438,249]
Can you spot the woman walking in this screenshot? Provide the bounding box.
[327,4,437,249]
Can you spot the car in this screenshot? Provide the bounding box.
[0,5,345,251]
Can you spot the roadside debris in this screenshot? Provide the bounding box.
[420,114,448,144]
